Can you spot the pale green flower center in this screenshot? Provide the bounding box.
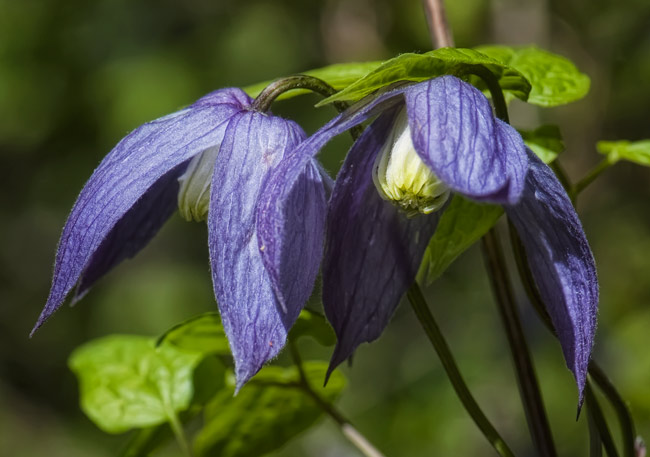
[177,145,219,222]
[372,109,450,218]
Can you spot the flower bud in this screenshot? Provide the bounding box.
[177,145,219,222]
[372,109,450,217]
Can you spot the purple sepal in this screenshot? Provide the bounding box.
[209,111,323,389]
[404,76,526,204]
[323,110,441,375]
[506,149,598,401]
[33,88,249,333]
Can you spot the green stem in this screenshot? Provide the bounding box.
[508,223,636,457]
[586,383,620,457]
[481,229,557,457]
[407,283,516,457]
[288,341,386,457]
[589,406,604,457]
[572,158,614,198]
[166,409,194,457]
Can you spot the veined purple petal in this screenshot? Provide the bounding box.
[405,76,520,202]
[33,88,249,333]
[72,162,187,302]
[505,149,598,400]
[323,110,442,375]
[256,84,406,256]
[209,111,313,389]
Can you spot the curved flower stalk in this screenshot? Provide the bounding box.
[257,75,598,398]
[34,88,327,388]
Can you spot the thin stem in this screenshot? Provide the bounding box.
[252,75,339,112]
[422,0,455,48]
[481,229,557,457]
[166,409,194,457]
[508,223,637,457]
[572,158,613,198]
[586,383,620,457]
[407,283,516,457]
[288,341,386,457]
[589,407,604,457]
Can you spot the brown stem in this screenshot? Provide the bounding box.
[422,0,455,48]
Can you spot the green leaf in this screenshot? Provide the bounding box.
[195,362,346,457]
[69,335,204,434]
[418,195,503,284]
[476,45,590,106]
[243,61,382,101]
[288,310,336,346]
[597,140,650,167]
[519,124,564,163]
[318,47,531,105]
[157,312,231,357]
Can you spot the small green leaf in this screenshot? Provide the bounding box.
[318,47,531,105]
[243,61,382,101]
[418,195,503,284]
[69,335,204,434]
[476,45,590,106]
[519,124,564,164]
[597,140,650,167]
[288,310,336,346]
[157,312,231,357]
[195,362,345,457]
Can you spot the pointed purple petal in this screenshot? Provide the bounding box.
[323,110,442,373]
[72,162,186,302]
[34,88,249,333]
[505,149,598,400]
[405,76,525,203]
[256,85,406,254]
[209,111,314,388]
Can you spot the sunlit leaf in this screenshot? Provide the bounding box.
[69,335,203,434]
[418,195,503,284]
[476,45,590,106]
[318,47,531,105]
[243,61,382,101]
[194,362,346,457]
[597,140,650,167]
[519,124,564,163]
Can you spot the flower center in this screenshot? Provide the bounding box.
[372,109,450,218]
[177,145,219,222]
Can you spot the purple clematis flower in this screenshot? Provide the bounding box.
[35,88,327,388]
[257,75,598,397]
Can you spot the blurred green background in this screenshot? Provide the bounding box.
[1,0,649,455]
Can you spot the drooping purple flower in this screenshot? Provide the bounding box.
[35,88,327,388]
[257,75,598,397]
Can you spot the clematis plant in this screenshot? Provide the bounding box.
[34,87,327,387]
[257,75,598,397]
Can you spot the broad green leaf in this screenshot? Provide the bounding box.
[243,61,382,101]
[288,310,336,346]
[418,195,503,284]
[69,335,203,434]
[519,124,564,163]
[597,140,650,167]
[195,362,346,457]
[476,45,590,107]
[318,47,531,105]
[157,312,230,357]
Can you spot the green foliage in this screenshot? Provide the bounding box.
[476,45,590,106]
[317,47,531,105]
[597,140,650,166]
[288,310,336,346]
[157,312,231,357]
[68,335,204,434]
[519,125,565,163]
[194,363,346,457]
[418,195,503,284]
[243,61,382,101]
